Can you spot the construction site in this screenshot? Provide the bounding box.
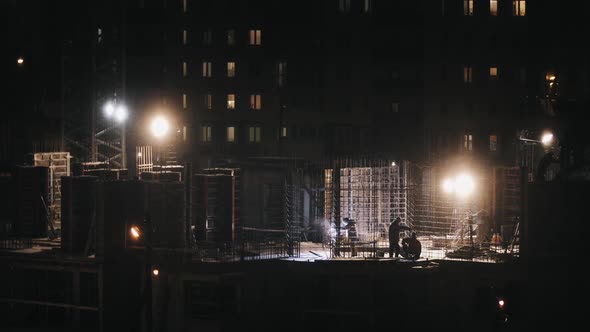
[2,153,558,332]
[0,154,524,260]
[2,0,584,330]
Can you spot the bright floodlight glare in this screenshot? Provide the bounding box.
[130,225,141,239]
[152,269,160,276]
[17,57,24,65]
[541,132,554,146]
[442,178,455,193]
[151,116,169,138]
[137,152,142,157]
[498,299,505,309]
[454,174,475,197]
[114,105,128,123]
[104,102,115,118]
[391,161,396,167]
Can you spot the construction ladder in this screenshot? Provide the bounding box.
[506,219,520,256]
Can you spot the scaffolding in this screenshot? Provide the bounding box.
[492,167,521,256]
[289,158,518,262]
[136,146,154,175]
[322,160,418,258]
[34,152,71,232]
[185,158,519,263]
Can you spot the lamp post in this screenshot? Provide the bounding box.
[150,115,170,172]
[518,130,555,182]
[442,172,477,258]
[518,130,563,257]
[127,213,154,332]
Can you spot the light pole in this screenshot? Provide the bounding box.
[442,172,477,257]
[150,115,170,172]
[518,130,563,257]
[518,130,555,182]
[127,214,154,332]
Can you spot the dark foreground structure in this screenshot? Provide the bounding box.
[0,249,572,332]
[0,142,585,332]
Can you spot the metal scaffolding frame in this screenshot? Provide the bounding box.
[62,0,127,168]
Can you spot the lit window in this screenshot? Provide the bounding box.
[182,93,187,109]
[205,94,212,110]
[250,94,261,111]
[182,0,187,13]
[249,29,262,45]
[490,0,498,16]
[227,127,235,142]
[249,127,261,143]
[339,0,351,13]
[464,134,473,151]
[280,127,288,138]
[227,29,235,45]
[464,0,473,16]
[512,0,526,16]
[203,29,212,46]
[391,102,400,113]
[97,28,102,44]
[202,62,212,77]
[364,0,371,13]
[227,94,235,109]
[278,62,287,87]
[227,62,235,77]
[463,66,473,83]
[182,61,187,77]
[489,135,498,151]
[202,126,212,142]
[183,29,188,45]
[490,67,498,79]
[183,126,187,142]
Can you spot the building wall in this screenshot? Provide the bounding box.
[162,0,425,166]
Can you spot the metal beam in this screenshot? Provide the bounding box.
[0,298,98,311]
